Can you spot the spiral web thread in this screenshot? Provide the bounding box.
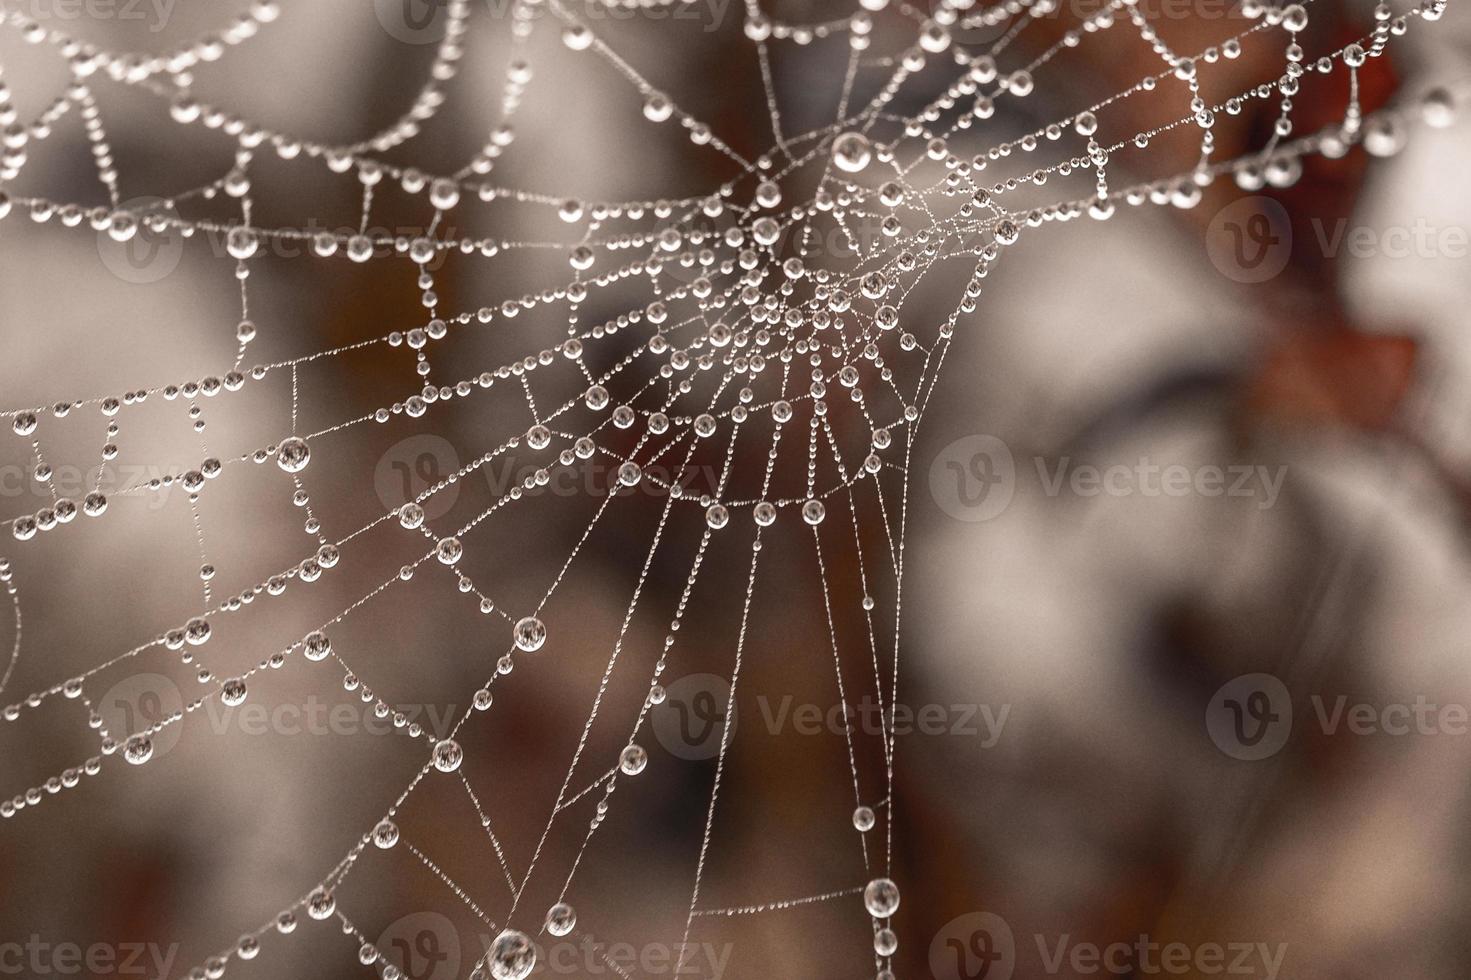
[0,0,1457,977]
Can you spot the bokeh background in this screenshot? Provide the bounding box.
[3,0,1471,978]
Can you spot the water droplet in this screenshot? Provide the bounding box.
[642,94,673,123]
[276,437,310,473]
[546,902,576,937]
[513,616,546,653]
[619,743,648,775]
[307,887,336,919]
[488,929,536,980]
[303,630,332,661]
[864,878,900,918]
[373,819,399,848]
[432,739,463,773]
[221,678,247,706]
[123,734,153,765]
[832,132,872,173]
[436,536,463,565]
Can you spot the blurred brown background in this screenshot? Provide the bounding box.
[4,1,1471,978]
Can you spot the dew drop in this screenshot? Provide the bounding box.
[436,536,463,565]
[832,131,872,173]
[619,743,648,775]
[221,678,247,706]
[276,437,310,473]
[123,734,153,765]
[372,819,400,849]
[431,739,463,773]
[545,902,576,937]
[513,616,547,653]
[864,878,900,918]
[488,929,536,980]
[307,887,336,920]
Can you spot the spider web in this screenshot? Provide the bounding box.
[0,0,1457,977]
